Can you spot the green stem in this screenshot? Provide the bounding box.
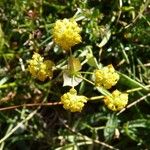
[80,71,93,75]
[39,36,52,47]
[0,83,16,89]
[88,84,150,101]
[96,87,112,97]
[88,95,104,101]
[77,75,94,85]
[77,75,112,97]
[126,85,150,93]
[0,102,62,111]
[118,72,149,91]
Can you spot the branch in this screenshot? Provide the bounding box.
[0,102,62,111]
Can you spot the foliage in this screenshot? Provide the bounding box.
[0,0,150,149]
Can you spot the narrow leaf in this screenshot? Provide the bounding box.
[118,72,149,91]
[97,29,111,48]
[104,114,118,141]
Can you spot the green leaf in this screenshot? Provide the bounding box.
[68,56,82,74]
[97,29,111,48]
[125,119,150,129]
[118,72,149,91]
[96,87,112,97]
[86,53,99,68]
[104,114,118,141]
[0,77,9,85]
[121,6,135,11]
[123,119,150,142]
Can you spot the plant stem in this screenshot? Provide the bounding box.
[0,102,62,111]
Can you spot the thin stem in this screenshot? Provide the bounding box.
[88,84,150,102]
[81,59,88,66]
[126,84,150,93]
[77,75,94,85]
[0,102,62,111]
[117,93,150,115]
[88,96,104,101]
[39,36,52,47]
[59,118,118,150]
[79,71,93,75]
[69,48,72,56]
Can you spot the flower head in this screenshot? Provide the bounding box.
[52,18,82,51]
[61,88,87,112]
[28,53,54,81]
[104,90,128,111]
[94,64,119,89]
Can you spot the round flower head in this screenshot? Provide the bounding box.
[94,64,119,89]
[28,53,54,81]
[53,18,82,51]
[104,90,128,111]
[61,88,87,112]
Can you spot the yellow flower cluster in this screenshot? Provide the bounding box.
[53,18,82,51]
[94,64,120,89]
[28,53,54,81]
[104,90,128,111]
[61,88,87,112]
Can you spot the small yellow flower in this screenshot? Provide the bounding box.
[61,88,87,112]
[53,18,82,51]
[104,90,128,111]
[94,64,119,89]
[28,53,54,81]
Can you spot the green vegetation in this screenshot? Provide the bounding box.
[0,0,150,149]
